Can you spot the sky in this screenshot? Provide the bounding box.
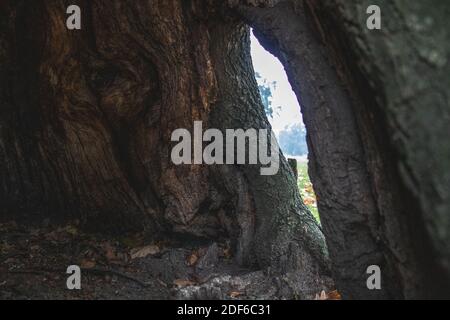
[250,30,304,135]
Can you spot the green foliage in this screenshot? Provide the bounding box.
[255,72,278,118]
[297,160,321,224]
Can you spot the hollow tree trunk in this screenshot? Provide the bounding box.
[3,0,448,300]
[234,0,450,299]
[0,0,330,298]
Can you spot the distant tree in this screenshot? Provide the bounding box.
[279,123,308,156]
[255,73,307,156]
[255,72,278,118]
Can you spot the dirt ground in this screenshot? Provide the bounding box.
[0,221,337,300]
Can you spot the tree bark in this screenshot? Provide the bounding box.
[0,0,330,299]
[2,0,449,300]
[234,0,450,299]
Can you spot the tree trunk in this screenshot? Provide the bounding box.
[0,0,330,298]
[2,0,449,300]
[234,0,450,299]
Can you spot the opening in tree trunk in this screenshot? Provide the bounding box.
[1,0,449,300]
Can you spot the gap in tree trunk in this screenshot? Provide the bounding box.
[250,28,320,224]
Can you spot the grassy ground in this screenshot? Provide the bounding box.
[297,160,321,224]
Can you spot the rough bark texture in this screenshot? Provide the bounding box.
[0,0,330,299]
[234,0,450,299]
[1,0,449,300]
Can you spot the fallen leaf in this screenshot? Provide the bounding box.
[223,249,232,259]
[65,226,78,236]
[229,291,242,298]
[173,279,196,288]
[130,245,160,259]
[103,243,117,261]
[327,290,342,300]
[303,197,316,206]
[187,251,199,266]
[81,259,96,269]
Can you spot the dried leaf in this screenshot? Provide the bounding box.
[173,279,196,288]
[222,247,232,259]
[130,245,160,259]
[327,290,342,300]
[65,226,78,236]
[303,197,316,206]
[81,259,96,269]
[103,243,117,261]
[187,252,199,266]
[229,291,242,298]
